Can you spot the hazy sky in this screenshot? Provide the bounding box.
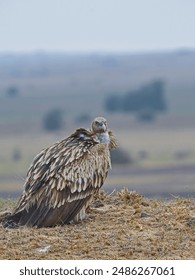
[0,0,195,53]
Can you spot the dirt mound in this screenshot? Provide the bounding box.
[0,189,194,259]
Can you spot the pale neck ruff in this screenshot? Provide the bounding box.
[96,131,110,144]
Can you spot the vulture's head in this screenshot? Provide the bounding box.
[91,117,108,134]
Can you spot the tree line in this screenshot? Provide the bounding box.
[105,80,167,121]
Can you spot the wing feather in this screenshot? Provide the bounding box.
[4,128,112,227]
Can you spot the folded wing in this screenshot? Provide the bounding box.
[3,129,112,228]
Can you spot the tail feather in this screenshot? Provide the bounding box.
[2,195,91,228]
[2,212,22,228]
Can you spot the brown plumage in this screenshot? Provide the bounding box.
[3,117,117,228]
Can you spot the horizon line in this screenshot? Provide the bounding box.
[0,47,194,56]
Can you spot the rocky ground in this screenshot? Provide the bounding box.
[0,189,194,260]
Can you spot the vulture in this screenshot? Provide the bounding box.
[3,117,117,228]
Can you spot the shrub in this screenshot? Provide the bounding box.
[111,148,133,165]
[12,149,22,161]
[43,108,64,131]
[6,86,19,98]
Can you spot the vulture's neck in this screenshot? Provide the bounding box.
[96,131,110,144]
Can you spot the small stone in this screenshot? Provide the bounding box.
[36,245,51,253]
[140,212,150,218]
[92,200,104,208]
[187,217,195,227]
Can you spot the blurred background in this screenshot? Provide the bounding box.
[0,0,195,199]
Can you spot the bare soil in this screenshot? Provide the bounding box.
[0,189,194,260]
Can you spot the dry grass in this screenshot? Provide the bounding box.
[0,189,194,260]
